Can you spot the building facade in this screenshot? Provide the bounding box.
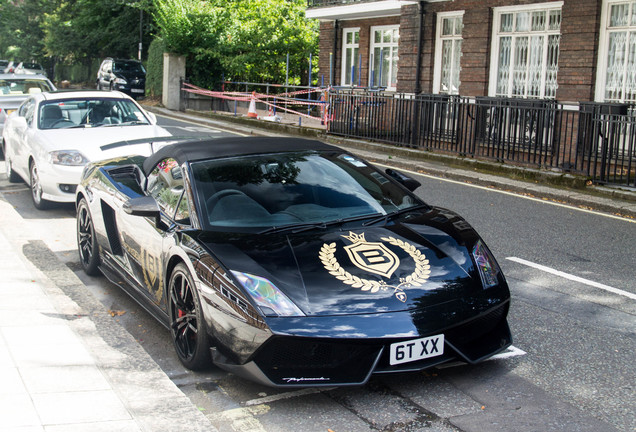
[307,0,636,104]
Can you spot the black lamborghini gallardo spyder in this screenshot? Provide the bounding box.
[76,136,512,387]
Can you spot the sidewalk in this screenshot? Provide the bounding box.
[0,192,215,432]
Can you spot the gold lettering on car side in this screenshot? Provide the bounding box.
[319,232,431,302]
[142,249,163,302]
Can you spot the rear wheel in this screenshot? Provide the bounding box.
[77,198,100,276]
[29,162,50,210]
[168,263,210,370]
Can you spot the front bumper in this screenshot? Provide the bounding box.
[38,163,82,203]
[212,301,511,387]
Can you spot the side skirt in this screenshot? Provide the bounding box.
[98,259,170,329]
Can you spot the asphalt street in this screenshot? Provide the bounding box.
[0,109,634,432]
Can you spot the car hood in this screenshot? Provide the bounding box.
[115,70,145,80]
[197,207,490,317]
[36,126,172,160]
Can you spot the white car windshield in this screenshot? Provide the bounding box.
[0,79,54,96]
[38,98,150,129]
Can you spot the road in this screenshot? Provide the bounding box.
[0,113,633,432]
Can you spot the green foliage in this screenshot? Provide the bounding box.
[152,0,318,88]
[146,38,164,97]
[0,0,52,61]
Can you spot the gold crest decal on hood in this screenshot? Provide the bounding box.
[319,232,431,302]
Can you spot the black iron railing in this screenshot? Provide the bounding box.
[327,90,636,188]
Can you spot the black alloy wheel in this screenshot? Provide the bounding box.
[169,263,210,370]
[77,198,101,276]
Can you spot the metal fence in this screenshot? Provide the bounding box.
[328,90,636,188]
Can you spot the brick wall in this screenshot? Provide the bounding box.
[314,0,602,102]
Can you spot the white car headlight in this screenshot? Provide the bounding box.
[472,240,500,289]
[49,150,89,166]
[232,271,305,317]
[115,77,128,85]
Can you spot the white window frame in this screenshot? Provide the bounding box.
[488,2,563,99]
[369,24,400,90]
[341,27,361,86]
[595,0,636,102]
[433,11,465,94]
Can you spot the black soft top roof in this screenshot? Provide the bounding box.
[142,136,340,176]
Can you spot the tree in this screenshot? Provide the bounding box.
[0,0,53,61]
[152,0,318,88]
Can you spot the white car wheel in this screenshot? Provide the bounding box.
[29,162,50,210]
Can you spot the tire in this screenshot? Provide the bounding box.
[168,263,210,370]
[29,161,50,210]
[5,156,20,183]
[77,198,101,276]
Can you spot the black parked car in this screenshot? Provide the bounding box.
[96,58,145,98]
[76,136,512,387]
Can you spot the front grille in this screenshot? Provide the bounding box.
[254,337,381,385]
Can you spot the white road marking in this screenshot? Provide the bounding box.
[374,163,636,223]
[489,345,527,360]
[507,256,636,301]
[155,113,249,136]
[435,345,527,369]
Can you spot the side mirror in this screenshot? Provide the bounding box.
[13,116,28,130]
[123,196,164,228]
[385,168,421,192]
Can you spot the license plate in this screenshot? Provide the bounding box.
[389,334,444,365]
[131,89,144,93]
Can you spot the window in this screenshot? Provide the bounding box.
[434,12,464,94]
[342,28,360,86]
[147,158,190,224]
[596,0,636,102]
[369,25,399,90]
[490,2,562,99]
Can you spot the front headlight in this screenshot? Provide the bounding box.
[115,77,128,85]
[49,150,89,166]
[232,271,305,317]
[472,240,500,289]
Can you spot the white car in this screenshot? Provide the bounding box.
[2,90,172,209]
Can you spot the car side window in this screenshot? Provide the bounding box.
[19,99,35,125]
[147,158,190,224]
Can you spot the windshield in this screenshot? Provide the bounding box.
[22,63,42,70]
[0,79,53,96]
[191,151,423,230]
[113,61,146,74]
[38,98,150,129]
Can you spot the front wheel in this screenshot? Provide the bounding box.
[168,263,210,370]
[77,198,101,276]
[30,162,50,210]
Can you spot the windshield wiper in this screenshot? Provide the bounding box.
[362,204,430,227]
[258,222,327,235]
[118,121,149,126]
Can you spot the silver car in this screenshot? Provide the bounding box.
[0,74,56,154]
